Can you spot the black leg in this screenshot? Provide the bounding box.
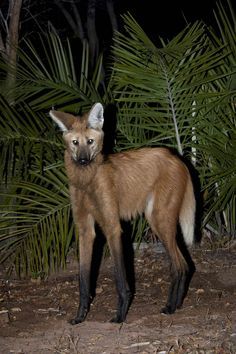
[110,261,132,323]
[70,266,92,324]
[161,260,195,315]
[106,231,131,323]
[70,216,95,325]
[161,231,196,315]
[161,270,187,314]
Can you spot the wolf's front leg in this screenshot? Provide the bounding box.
[70,215,95,325]
[106,224,132,323]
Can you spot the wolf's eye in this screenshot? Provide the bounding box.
[72,139,79,145]
[87,139,94,145]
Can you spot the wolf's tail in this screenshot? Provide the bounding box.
[179,175,196,247]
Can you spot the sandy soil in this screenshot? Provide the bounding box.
[0,243,236,353]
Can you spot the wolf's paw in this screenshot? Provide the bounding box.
[69,317,84,325]
[161,305,175,315]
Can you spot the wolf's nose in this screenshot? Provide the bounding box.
[78,158,89,166]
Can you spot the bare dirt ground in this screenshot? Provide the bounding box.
[0,242,236,354]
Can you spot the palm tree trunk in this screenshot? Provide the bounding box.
[87,0,99,68]
[5,0,22,93]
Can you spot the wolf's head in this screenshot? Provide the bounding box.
[49,103,104,166]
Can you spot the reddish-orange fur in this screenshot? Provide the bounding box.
[49,103,196,324]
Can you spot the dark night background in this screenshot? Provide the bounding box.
[123,0,219,39]
[96,0,222,45]
[118,0,221,40]
[19,0,224,45]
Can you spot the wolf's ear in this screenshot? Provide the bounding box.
[49,110,77,132]
[87,103,104,130]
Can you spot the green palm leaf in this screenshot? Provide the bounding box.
[112,15,232,154]
[0,32,105,112]
[0,166,73,276]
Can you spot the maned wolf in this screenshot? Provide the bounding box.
[49,103,196,324]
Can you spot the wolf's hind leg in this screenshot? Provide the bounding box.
[146,198,190,314]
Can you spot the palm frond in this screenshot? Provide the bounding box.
[0,165,73,275]
[112,15,233,156]
[0,32,105,112]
